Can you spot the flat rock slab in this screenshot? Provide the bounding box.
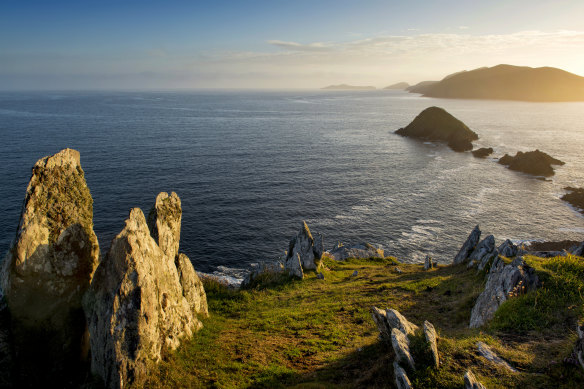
[477,341,518,372]
[391,328,415,371]
[464,370,487,389]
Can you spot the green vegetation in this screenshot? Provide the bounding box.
[141,255,584,388]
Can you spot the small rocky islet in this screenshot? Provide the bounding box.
[0,149,583,388]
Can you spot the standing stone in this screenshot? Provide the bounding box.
[370,306,391,340]
[386,309,419,336]
[285,253,304,279]
[147,191,182,261]
[469,257,539,328]
[424,255,434,270]
[0,148,99,385]
[498,239,518,258]
[464,370,486,389]
[423,320,439,368]
[286,221,322,270]
[391,328,415,371]
[84,208,203,389]
[453,225,481,264]
[393,361,413,389]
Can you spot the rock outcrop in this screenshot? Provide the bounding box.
[387,309,419,336]
[464,370,487,389]
[393,361,413,389]
[370,306,392,340]
[467,235,498,271]
[285,253,304,279]
[391,328,415,371]
[469,257,539,328]
[328,242,384,261]
[498,149,564,177]
[286,221,323,270]
[85,197,206,388]
[477,341,517,372]
[453,225,481,264]
[0,148,99,384]
[498,239,519,258]
[395,107,479,152]
[424,321,439,369]
[562,186,584,215]
[471,147,494,158]
[242,260,285,286]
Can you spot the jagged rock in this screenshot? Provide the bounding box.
[391,328,415,371]
[477,341,517,372]
[393,361,413,389]
[498,239,518,258]
[424,255,434,270]
[176,253,208,317]
[575,322,584,371]
[285,253,304,279]
[395,107,479,152]
[387,309,419,336]
[453,225,481,264]
[467,235,498,271]
[464,370,487,389]
[370,306,391,340]
[147,191,182,260]
[286,221,322,270]
[469,257,539,328]
[316,272,325,280]
[328,242,384,261]
[313,233,324,262]
[570,241,584,257]
[424,320,439,368]
[498,149,564,177]
[472,147,494,158]
[84,208,204,389]
[0,148,99,384]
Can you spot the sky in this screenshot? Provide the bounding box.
[1,0,584,90]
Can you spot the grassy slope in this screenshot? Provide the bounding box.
[141,255,584,388]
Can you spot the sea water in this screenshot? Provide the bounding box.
[1,90,583,280]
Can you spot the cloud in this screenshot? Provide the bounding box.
[267,40,333,52]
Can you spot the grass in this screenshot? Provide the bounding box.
[140,255,584,388]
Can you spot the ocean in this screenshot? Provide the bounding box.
[1,90,583,280]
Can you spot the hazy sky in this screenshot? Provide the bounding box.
[2,0,584,90]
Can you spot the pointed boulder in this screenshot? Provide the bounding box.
[453,225,481,264]
[286,221,322,270]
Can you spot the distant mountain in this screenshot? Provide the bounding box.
[411,65,584,102]
[383,82,410,90]
[405,81,439,93]
[321,84,376,90]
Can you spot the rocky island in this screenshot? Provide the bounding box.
[408,64,584,102]
[471,147,494,158]
[395,106,479,152]
[498,149,565,177]
[321,84,376,90]
[562,187,584,214]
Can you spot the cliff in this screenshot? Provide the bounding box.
[415,64,584,102]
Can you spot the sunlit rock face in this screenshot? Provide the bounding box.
[85,193,207,389]
[0,148,100,385]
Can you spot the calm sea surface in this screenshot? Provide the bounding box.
[1,90,583,278]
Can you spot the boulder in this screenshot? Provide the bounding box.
[370,306,391,340]
[498,239,518,258]
[393,361,413,389]
[0,148,99,384]
[467,235,498,271]
[84,207,204,389]
[498,149,564,177]
[423,320,439,368]
[285,253,304,279]
[571,242,584,257]
[469,257,539,328]
[328,242,384,261]
[241,260,285,287]
[351,270,358,277]
[453,225,481,264]
[395,106,479,152]
[316,272,325,280]
[477,341,517,372]
[472,147,494,158]
[391,328,415,371]
[147,192,182,260]
[286,221,322,270]
[464,370,487,389]
[386,309,419,336]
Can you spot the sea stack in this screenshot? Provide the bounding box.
[396,107,478,152]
